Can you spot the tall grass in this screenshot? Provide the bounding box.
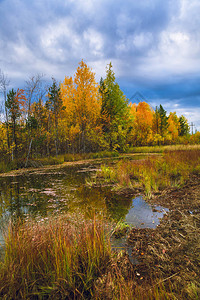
[0,215,111,299]
[98,149,200,197]
[0,213,199,299]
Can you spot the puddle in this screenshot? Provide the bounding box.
[125,196,168,228]
[111,196,168,262]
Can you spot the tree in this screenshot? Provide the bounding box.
[25,73,46,118]
[158,105,168,136]
[60,60,102,153]
[0,122,8,156]
[46,78,64,156]
[168,112,179,142]
[178,115,190,136]
[0,69,10,151]
[135,102,154,146]
[5,89,26,159]
[99,63,129,150]
[27,99,48,157]
[152,105,168,144]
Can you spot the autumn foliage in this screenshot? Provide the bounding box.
[0,60,197,163]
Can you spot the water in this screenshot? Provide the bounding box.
[0,164,132,221]
[125,196,168,228]
[0,162,168,249]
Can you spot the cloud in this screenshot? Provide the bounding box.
[0,0,199,129]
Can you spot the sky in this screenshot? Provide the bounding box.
[0,0,200,131]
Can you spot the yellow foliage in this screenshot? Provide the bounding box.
[168,112,179,140]
[60,61,102,149]
[0,123,8,153]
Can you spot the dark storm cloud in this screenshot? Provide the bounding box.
[0,0,200,128]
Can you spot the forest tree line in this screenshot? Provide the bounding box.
[0,61,199,161]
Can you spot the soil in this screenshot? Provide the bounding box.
[126,174,200,298]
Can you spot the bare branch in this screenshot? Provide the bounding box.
[0,69,10,122]
[25,73,46,117]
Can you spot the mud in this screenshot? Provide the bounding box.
[126,174,200,297]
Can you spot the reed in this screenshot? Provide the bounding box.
[0,213,199,299]
[0,215,111,299]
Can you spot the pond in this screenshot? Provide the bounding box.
[0,161,168,249]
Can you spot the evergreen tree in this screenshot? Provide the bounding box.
[178,115,190,136]
[153,105,168,138]
[99,63,129,150]
[158,105,168,137]
[46,78,63,156]
[6,89,26,159]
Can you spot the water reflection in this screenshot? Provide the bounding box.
[0,165,133,223]
[125,196,168,228]
[0,164,168,239]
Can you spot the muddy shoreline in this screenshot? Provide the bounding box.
[125,174,200,298]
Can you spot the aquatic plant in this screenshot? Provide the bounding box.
[99,164,116,183]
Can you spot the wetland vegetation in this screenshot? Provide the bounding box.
[0,147,199,299]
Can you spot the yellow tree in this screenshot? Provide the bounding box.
[0,122,8,156]
[127,103,137,146]
[135,102,154,145]
[168,112,179,143]
[60,60,102,152]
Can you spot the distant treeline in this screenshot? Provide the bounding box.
[0,61,199,161]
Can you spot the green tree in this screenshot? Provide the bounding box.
[99,63,129,150]
[158,105,168,137]
[5,89,26,159]
[153,105,168,140]
[178,115,190,136]
[46,78,63,156]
